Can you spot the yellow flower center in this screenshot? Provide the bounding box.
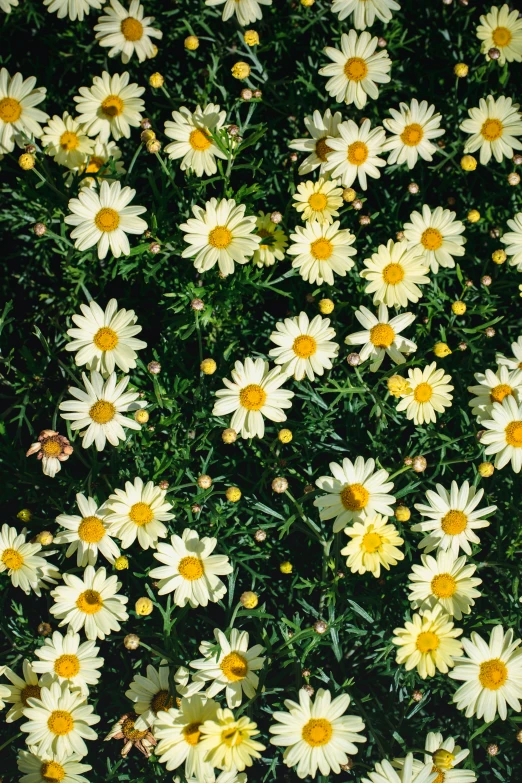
[433,749,456,771]
[347,140,369,165]
[129,502,154,526]
[362,530,382,553]
[93,326,119,351]
[101,95,124,118]
[293,334,317,359]
[178,555,204,580]
[382,262,405,285]
[121,16,144,41]
[85,155,105,174]
[310,237,333,260]
[490,383,512,403]
[430,767,445,783]
[315,137,333,162]
[421,228,443,251]
[1,548,24,570]
[94,207,120,232]
[89,400,116,424]
[301,718,333,747]
[76,589,103,614]
[370,323,395,348]
[441,510,467,535]
[41,761,66,783]
[481,118,503,142]
[59,131,79,151]
[308,192,328,211]
[42,439,62,457]
[189,128,212,151]
[78,515,106,543]
[183,721,202,746]
[0,97,22,123]
[492,26,512,47]
[413,382,433,403]
[47,710,74,736]
[220,651,249,681]
[239,383,267,410]
[400,123,424,146]
[431,573,457,598]
[150,689,174,714]
[209,225,233,249]
[416,631,440,653]
[21,684,42,706]
[340,482,369,511]
[344,56,368,82]
[479,658,508,690]
[505,420,522,446]
[221,726,246,747]
[54,654,81,679]
[122,716,149,740]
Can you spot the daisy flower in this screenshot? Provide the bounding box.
[287,220,357,285]
[450,625,522,722]
[252,211,288,267]
[360,240,430,308]
[314,456,396,533]
[105,477,173,551]
[41,113,94,171]
[49,565,128,641]
[0,68,48,154]
[345,304,417,372]
[199,707,265,772]
[74,71,145,142]
[0,524,59,596]
[467,366,522,422]
[155,695,218,779]
[180,198,260,277]
[126,661,174,729]
[17,749,92,783]
[289,108,343,175]
[341,514,404,578]
[395,362,454,425]
[54,492,120,567]
[21,680,99,756]
[481,396,522,472]
[213,357,294,439]
[324,118,386,190]
[362,754,438,783]
[44,0,102,20]
[319,31,392,109]
[268,312,338,382]
[412,480,496,556]
[189,628,266,708]
[64,180,147,260]
[392,605,463,679]
[80,139,125,186]
[59,370,144,451]
[65,298,147,376]
[2,660,49,722]
[26,430,73,478]
[32,630,103,694]
[292,178,344,225]
[94,0,162,63]
[0,669,8,710]
[164,104,227,177]
[382,100,445,169]
[394,732,475,782]
[331,0,400,29]
[476,4,522,65]
[269,687,366,779]
[204,0,271,26]
[0,0,19,12]
[149,528,233,606]
[460,95,522,165]
[403,205,466,274]
[497,334,522,369]
[407,551,482,620]
[500,212,522,270]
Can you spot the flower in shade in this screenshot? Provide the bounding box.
[199,707,265,772]
[74,71,145,142]
[460,95,522,165]
[105,712,157,757]
[292,178,344,225]
[289,108,343,175]
[403,205,466,274]
[79,139,125,186]
[94,0,162,63]
[341,514,404,577]
[43,0,102,21]
[41,113,94,170]
[330,0,400,29]
[26,430,73,478]
[54,493,120,567]
[154,695,219,778]
[500,212,522,271]
[324,118,386,190]
[269,687,366,779]
[394,731,477,783]
[481,396,522,472]
[268,312,338,381]
[0,524,60,596]
[392,605,463,679]
[2,660,50,722]
[345,304,416,371]
[287,220,357,285]
[476,4,522,65]
[407,550,482,620]
[382,100,445,169]
[125,661,174,729]
[360,239,430,307]
[319,31,391,109]
[395,362,454,425]
[314,456,396,533]
[467,365,522,422]
[17,749,92,783]
[204,0,271,26]
[104,477,173,550]
[0,68,48,154]
[362,754,437,783]
[32,630,103,695]
[252,211,288,267]
[164,104,227,177]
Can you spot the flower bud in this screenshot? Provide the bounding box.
[313,620,327,634]
[124,633,140,650]
[222,428,237,444]
[200,358,217,375]
[346,352,361,366]
[191,298,204,311]
[451,301,466,315]
[240,591,259,609]
[254,529,266,542]
[478,462,494,477]
[460,155,477,171]
[232,61,251,80]
[508,172,521,186]
[272,477,288,493]
[114,555,129,570]
[412,455,427,473]
[197,474,212,489]
[33,222,47,236]
[226,486,241,502]
[36,531,53,546]
[278,428,293,443]
[454,62,469,77]
[135,597,153,616]
[467,209,480,223]
[433,342,452,358]
[270,211,283,224]
[280,561,293,574]
[342,187,356,202]
[19,153,36,170]
[134,409,149,424]
[148,361,161,374]
[37,622,52,636]
[395,505,411,522]
[149,72,164,88]
[244,30,259,46]
[408,182,419,194]
[184,35,199,50]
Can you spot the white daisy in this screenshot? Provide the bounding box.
[64,180,147,260]
[269,687,366,779]
[74,71,145,142]
[0,524,60,596]
[33,630,103,695]
[0,68,48,154]
[467,366,522,422]
[0,668,9,710]
[199,708,265,772]
[126,661,174,729]
[460,94,522,165]
[500,211,522,271]
[50,564,128,641]
[395,362,454,425]
[104,476,174,550]
[323,118,386,190]
[287,220,357,285]
[382,100,445,169]
[360,239,430,307]
[0,0,19,12]
[21,681,99,756]
[213,357,294,439]
[292,178,344,225]
[394,731,475,783]
[154,694,219,779]
[412,480,496,556]
[341,514,404,577]
[80,139,125,186]
[44,0,102,20]
[94,0,162,63]
[189,628,266,708]
[54,492,120,567]
[393,604,463,679]
[252,211,288,267]
[181,198,260,277]
[289,108,343,175]
[319,30,392,109]
[407,550,482,620]
[481,395,522,472]
[204,0,271,26]
[497,334,522,369]
[403,205,466,274]
[362,754,438,783]
[450,625,522,722]
[164,104,227,177]
[314,456,396,533]
[331,0,400,29]
[17,749,91,783]
[2,660,50,722]
[41,113,94,171]
[59,370,144,451]
[268,312,339,381]
[345,304,416,372]
[476,4,522,65]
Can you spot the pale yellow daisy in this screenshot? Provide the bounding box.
[341,514,404,577]
[476,4,522,65]
[292,178,343,225]
[395,362,454,425]
[392,605,463,679]
[360,239,430,307]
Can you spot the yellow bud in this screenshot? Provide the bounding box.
[460,155,477,171]
[135,597,154,616]
[114,555,129,570]
[433,342,452,358]
[226,486,241,502]
[36,531,53,545]
[467,209,480,223]
[492,249,506,265]
[452,300,466,315]
[149,72,164,88]
[432,750,456,772]
[318,298,334,314]
[240,590,259,608]
[184,35,199,51]
[454,62,469,78]
[141,129,156,143]
[231,62,251,80]
[278,428,293,444]
[200,358,217,375]
[134,409,149,424]
[342,187,356,202]
[395,505,411,522]
[244,30,259,46]
[280,560,293,574]
[301,0,315,6]
[17,509,32,523]
[478,461,494,477]
[19,153,36,170]
[387,375,411,398]
[222,428,237,444]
